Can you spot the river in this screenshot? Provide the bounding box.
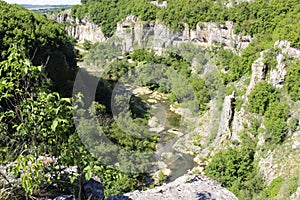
[139,91,197,182]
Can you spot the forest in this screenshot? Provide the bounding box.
[0,0,300,200]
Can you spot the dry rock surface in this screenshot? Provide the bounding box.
[51,14,252,54]
[106,174,237,200]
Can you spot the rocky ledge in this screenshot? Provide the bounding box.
[106,174,237,200]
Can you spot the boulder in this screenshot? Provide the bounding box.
[83,178,105,200]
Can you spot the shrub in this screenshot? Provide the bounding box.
[285,60,300,101]
[248,81,277,114]
[264,102,289,144]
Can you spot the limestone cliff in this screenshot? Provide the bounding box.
[51,14,251,53]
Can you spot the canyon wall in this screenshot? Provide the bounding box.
[50,14,251,53]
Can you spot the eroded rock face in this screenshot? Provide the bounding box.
[52,14,252,53]
[67,21,106,43]
[115,19,251,53]
[150,1,167,8]
[216,92,236,143]
[106,174,238,200]
[192,21,251,51]
[49,14,106,43]
[275,40,300,58]
[269,41,300,88]
[245,52,267,96]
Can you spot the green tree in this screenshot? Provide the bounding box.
[0,47,74,197]
[248,81,277,114]
[264,102,289,144]
[285,60,300,101]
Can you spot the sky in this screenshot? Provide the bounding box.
[3,0,81,5]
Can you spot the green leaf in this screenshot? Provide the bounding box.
[84,166,92,180]
[61,98,72,104]
[51,119,59,131]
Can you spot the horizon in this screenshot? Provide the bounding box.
[3,0,81,5]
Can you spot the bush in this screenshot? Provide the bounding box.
[205,146,264,199]
[248,81,277,114]
[260,176,284,199]
[264,102,289,144]
[285,60,300,101]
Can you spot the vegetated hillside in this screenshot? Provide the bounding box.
[67,0,300,199]
[0,0,299,200]
[0,1,77,96]
[0,3,161,200]
[71,0,299,47]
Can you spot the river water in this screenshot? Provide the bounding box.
[140,93,197,182]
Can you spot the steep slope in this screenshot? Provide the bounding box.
[50,0,300,199]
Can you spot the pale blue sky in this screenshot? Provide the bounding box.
[3,0,81,5]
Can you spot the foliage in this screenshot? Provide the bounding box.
[0,1,72,61]
[285,60,300,101]
[11,155,46,196]
[84,41,122,67]
[83,39,93,51]
[215,49,243,84]
[248,81,278,114]
[0,47,153,198]
[205,144,264,199]
[0,1,77,96]
[260,176,284,199]
[264,102,289,144]
[0,47,74,197]
[205,130,266,199]
[157,171,167,185]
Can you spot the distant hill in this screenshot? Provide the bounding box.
[21,4,72,14]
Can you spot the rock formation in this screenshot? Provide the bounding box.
[107,174,238,200]
[51,14,252,54]
[53,174,237,200]
[150,1,167,8]
[66,21,106,43]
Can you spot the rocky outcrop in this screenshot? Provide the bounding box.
[107,174,238,200]
[275,40,300,58]
[231,41,300,186]
[215,92,236,142]
[66,21,106,43]
[245,51,267,96]
[150,0,167,8]
[54,174,237,200]
[190,21,251,50]
[115,19,252,53]
[269,41,300,88]
[52,14,251,53]
[50,14,106,43]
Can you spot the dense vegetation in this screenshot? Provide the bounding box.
[0,1,77,96]
[71,0,299,86]
[285,60,300,101]
[72,0,300,47]
[0,2,157,199]
[85,42,212,112]
[205,133,264,199]
[1,0,300,199]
